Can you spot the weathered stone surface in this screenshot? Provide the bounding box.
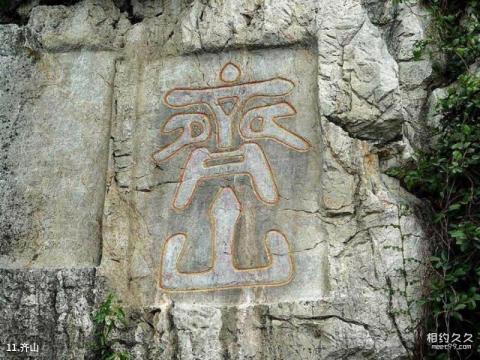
[104,47,325,305]
[325,16,404,142]
[0,0,433,359]
[28,0,122,51]
[0,268,99,359]
[0,23,116,268]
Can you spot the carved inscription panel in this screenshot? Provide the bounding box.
[134,48,326,301]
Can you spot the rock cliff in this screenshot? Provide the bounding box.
[0,0,433,358]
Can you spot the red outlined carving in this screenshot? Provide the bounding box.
[163,77,295,149]
[240,102,311,152]
[172,143,279,211]
[152,112,211,165]
[158,187,294,292]
[217,96,239,115]
[220,62,241,83]
[150,62,315,292]
[250,116,265,133]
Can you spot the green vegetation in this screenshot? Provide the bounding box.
[92,294,130,360]
[389,1,480,358]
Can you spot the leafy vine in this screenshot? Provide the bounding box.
[92,294,130,360]
[389,1,480,359]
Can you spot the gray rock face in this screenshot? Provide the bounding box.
[113,47,324,303]
[0,0,433,359]
[0,268,99,359]
[0,23,115,268]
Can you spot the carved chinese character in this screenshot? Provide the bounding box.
[154,62,311,291]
